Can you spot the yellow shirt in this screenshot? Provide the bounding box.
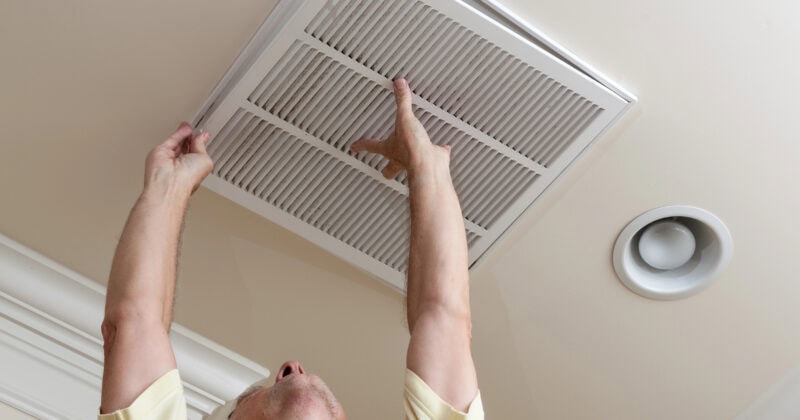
[404,369,484,420]
[97,369,186,420]
[99,368,484,419]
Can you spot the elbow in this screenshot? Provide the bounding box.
[102,303,166,348]
[100,316,116,356]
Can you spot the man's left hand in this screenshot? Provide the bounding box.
[144,122,213,197]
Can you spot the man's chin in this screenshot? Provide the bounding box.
[272,375,327,399]
[277,373,321,389]
[269,374,344,419]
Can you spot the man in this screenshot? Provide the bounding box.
[99,79,483,419]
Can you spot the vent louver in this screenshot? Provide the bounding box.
[195,0,634,291]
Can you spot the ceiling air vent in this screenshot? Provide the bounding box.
[193,0,635,291]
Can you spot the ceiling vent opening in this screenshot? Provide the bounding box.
[193,0,635,291]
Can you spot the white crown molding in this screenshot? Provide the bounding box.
[0,234,269,419]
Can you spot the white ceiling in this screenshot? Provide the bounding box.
[1,0,799,418]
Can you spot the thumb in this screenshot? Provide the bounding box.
[189,131,211,155]
[393,78,413,116]
[350,138,386,155]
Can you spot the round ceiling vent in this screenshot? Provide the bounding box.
[612,205,733,300]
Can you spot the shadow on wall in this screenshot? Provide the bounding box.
[736,364,800,420]
[471,267,541,419]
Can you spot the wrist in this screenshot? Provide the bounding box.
[143,168,194,202]
[408,156,452,189]
[140,181,191,209]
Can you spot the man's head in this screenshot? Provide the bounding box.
[229,360,346,420]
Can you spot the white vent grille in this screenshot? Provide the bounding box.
[209,110,412,273]
[306,0,604,167]
[195,0,633,291]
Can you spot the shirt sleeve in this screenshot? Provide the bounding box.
[98,369,187,420]
[403,368,484,420]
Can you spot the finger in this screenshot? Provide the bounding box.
[163,122,193,149]
[350,138,386,155]
[381,161,402,179]
[188,131,211,155]
[393,79,413,116]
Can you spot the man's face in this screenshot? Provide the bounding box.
[230,360,346,420]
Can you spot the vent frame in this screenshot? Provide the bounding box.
[193,0,635,291]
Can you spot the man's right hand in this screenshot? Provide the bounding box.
[350,79,451,180]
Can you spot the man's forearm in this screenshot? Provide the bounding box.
[104,185,189,329]
[406,158,470,330]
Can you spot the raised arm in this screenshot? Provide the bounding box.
[100,123,212,413]
[351,79,478,411]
